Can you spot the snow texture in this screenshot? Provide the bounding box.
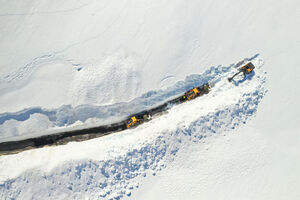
[0,0,299,199]
[0,54,259,142]
[0,57,267,200]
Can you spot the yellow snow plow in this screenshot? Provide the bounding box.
[184,88,200,100]
[183,84,210,101]
[228,62,255,82]
[126,116,140,128]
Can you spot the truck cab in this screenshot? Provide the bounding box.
[240,62,255,74]
[184,88,200,100]
[183,83,210,101]
[126,116,140,128]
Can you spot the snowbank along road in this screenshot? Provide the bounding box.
[0,55,260,153]
[0,56,267,199]
[1,0,299,199]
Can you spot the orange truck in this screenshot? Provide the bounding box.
[228,62,255,82]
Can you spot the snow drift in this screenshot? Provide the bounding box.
[0,56,266,199]
[0,0,299,199]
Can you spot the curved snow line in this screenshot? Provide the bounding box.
[0,65,228,129]
[0,57,266,200]
[0,107,56,125]
[0,55,259,141]
[0,64,228,125]
[0,54,56,83]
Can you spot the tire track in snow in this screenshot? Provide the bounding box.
[0,54,55,83]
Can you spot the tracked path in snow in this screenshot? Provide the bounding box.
[0,56,267,199]
[0,54,260,142]
[0,55,259,154]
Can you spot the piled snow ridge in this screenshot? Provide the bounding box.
[0,55,243,142]
[0,57,266,200]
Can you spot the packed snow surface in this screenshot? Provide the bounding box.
[0,0,300,199]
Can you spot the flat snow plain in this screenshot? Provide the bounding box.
[0,0,299,199]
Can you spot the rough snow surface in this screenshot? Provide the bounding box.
[0,56,241,141]
[0,57,267,199]
[0,0,299,199]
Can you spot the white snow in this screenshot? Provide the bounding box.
[0,57,269,199]
[0,0,299,199]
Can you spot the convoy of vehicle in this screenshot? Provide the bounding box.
[0,63,255,155]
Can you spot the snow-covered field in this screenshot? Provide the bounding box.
[0,58,267,199]
[0,0,299,199]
